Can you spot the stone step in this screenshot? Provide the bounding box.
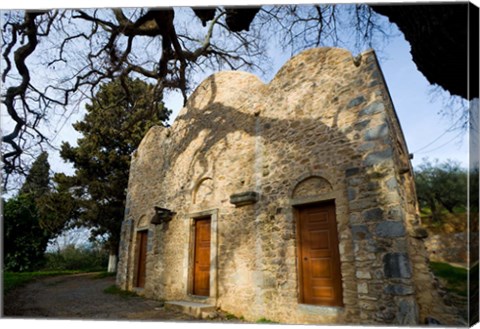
[164,300,216,318]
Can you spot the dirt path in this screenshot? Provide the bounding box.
[3,273,200,321]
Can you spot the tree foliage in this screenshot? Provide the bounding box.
[414,159,467,221]
[3,195,51,271]
[19,151,50,197]
[55,77,170,255]
[3,152,54,271]
[35,184,78,239]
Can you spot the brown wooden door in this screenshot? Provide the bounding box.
[297,202,343,306]
[135,230,148,288]
[193,217,211,296]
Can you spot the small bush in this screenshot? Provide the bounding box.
[43,244,108,272]
[256,317,277,324]
[224,312,239,320]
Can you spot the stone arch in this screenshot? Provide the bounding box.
[137,214,150,228]
[291,175,333,199]
[193,177,214,204]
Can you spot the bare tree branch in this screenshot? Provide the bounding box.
[2,11,47,177]
[4,4,454,191]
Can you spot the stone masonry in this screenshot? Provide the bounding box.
[116,47,461,325]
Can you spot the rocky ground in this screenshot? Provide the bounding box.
[2,272,241,323]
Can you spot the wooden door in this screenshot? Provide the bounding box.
[193,217,211,296]
[135,230,148,288]
[297,202,343,306]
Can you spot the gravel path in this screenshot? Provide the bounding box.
[2,272,200,321]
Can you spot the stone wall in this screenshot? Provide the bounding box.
[424,232,476,265]
[116,47,461,325]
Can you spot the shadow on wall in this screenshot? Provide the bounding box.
[126,48,435,324]
[165,72,365,191]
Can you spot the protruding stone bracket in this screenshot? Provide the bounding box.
[151,206,176,225]
[229,191,259,207]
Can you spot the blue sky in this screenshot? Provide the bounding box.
[376,29,469,168]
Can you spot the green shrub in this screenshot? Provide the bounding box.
[43,244,108,272]
[256,317,277,324]
[224,312,240,320]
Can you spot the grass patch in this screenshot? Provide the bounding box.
[225,313,238,320]
[103,284,138,298]
[430,261,468,296]
[223,312,245,321]
[3,270,80,293]
[92,271,117,279]
[256,317,277,324]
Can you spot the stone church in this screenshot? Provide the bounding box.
[116,47,460,325]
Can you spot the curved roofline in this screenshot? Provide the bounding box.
[173,47,373,126]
